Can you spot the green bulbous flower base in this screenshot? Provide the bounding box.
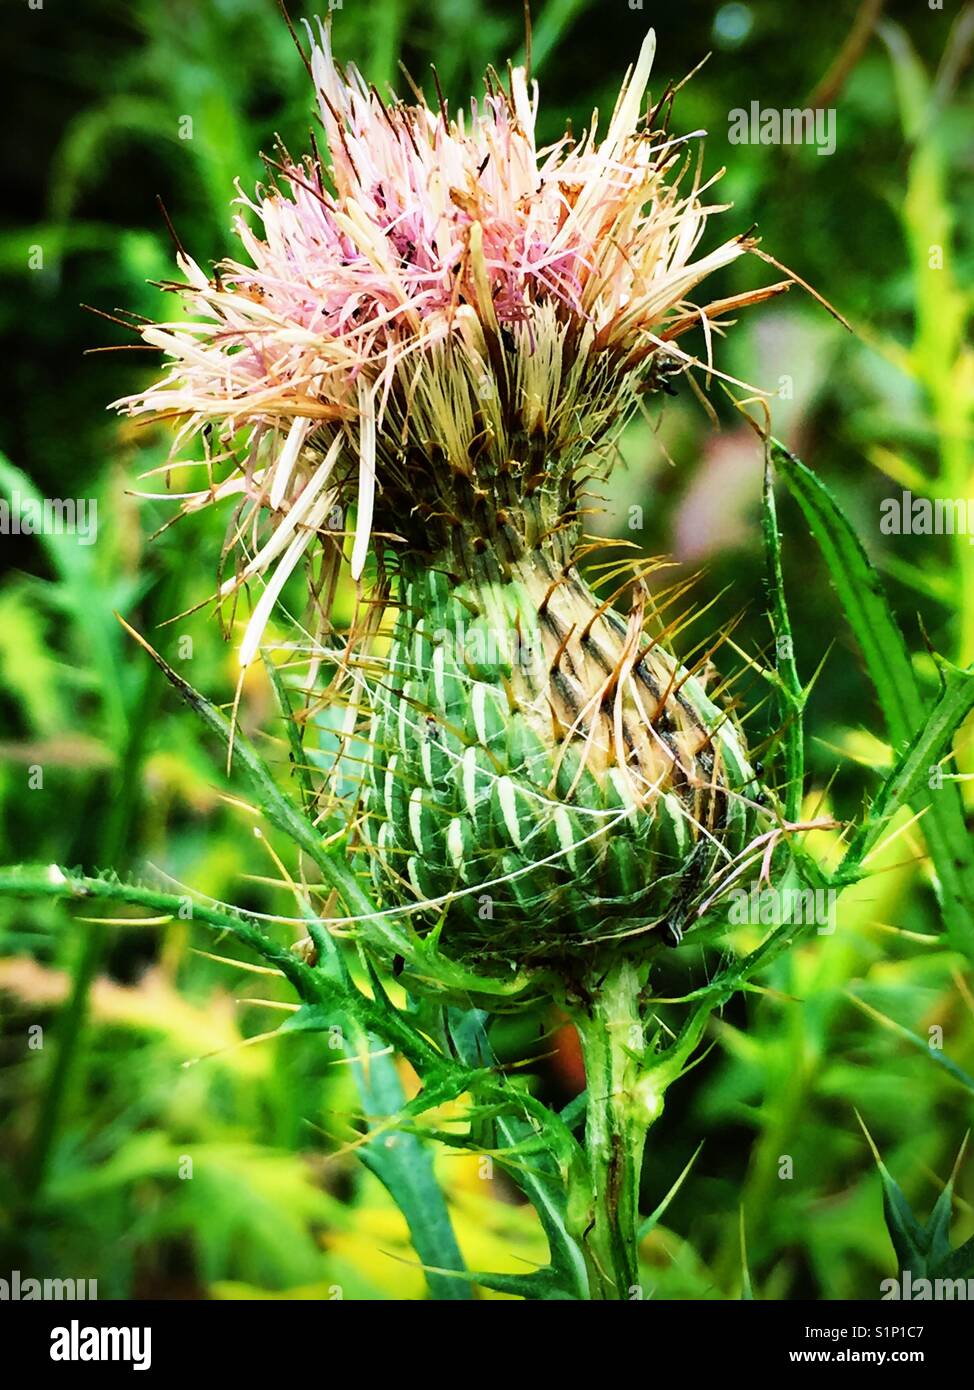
[358,548,756,977]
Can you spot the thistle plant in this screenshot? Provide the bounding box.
[116,21,773,973]
[5,14,974,1303]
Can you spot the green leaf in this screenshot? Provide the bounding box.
[449,1011,590,1300]
[858,1113,930,1275]
[0,863,444,1076]
[859,1117,973,1281]
[401,1264,578,1299]
[771,442,918,745]
[348,1040,471,1301]
[761,452,805,821]
[638,1141,705,1242]
[938,1235,974,1282]
[846,657,974,867]
[275,1004,340,1037]
[772,441,974,956]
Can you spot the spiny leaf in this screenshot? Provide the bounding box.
[772,441,974,957]
[857,1110,930,1275]
[347,1035,471,1301]
[393,1261,579,1300]
[844,656,974,869]
[761,450,804,821]
[449,1011,590,1299]
[0,863,444,1076]
[638,1140,705,1242]
[857,1114,974,1282]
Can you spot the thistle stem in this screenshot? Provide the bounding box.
[572,960,657,1300]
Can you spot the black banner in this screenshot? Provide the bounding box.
[0,1298,966,1375]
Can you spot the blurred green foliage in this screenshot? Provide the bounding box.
[1,0,972,1299]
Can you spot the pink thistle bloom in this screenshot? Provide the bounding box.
[114,23,785,667]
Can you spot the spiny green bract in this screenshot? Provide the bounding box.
[358,562,756,974]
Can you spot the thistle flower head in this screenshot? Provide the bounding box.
[116,23,779,664]
[109,20,787,981]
